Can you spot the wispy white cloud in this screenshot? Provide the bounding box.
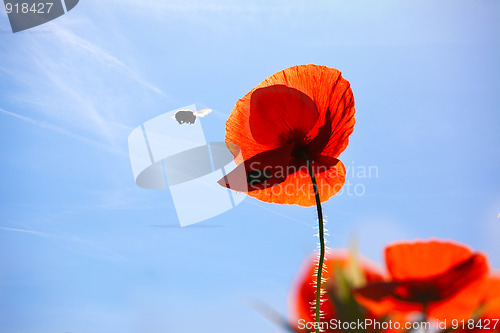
[0,18,173,145]
[64,234,124,261]
[0,224,123,261]
[0,106,125,155]
[103,0,286,13]
[0,226,50,238]
[52,26,170,99]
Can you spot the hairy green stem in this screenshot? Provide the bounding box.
[306,159,325,333]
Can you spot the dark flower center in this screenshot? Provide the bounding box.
[291,144,309,161]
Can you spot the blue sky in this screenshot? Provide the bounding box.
[0,1,499,332]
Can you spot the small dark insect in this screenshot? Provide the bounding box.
[173,108,212,125]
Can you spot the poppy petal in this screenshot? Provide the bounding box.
[218,143,294,192]
[307,80,355,159]
[385,240,478,280]
[381,253,488,304]
[427,278,488,324]
[248,85,319,147]
[431,253,488,299]
[354,281,400,301]
[226,64,355,162]
[245,158,346,206]
[479,276,500,319]
[355,294,421,319]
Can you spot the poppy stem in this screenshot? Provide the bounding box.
[422,303,429,333]
[306,158,325,333]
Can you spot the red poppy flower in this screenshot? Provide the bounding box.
[479,276,500,321]
[355,240,489,320]
[468,276,500,332]
[436,275,500,332]
[290,252,387,332]
[219,64,355,206]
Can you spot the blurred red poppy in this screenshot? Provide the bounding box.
[469,276,500,332]
[479,276,500,322]
[440,275,500,332]
[356,240,489,320]
[290,252,388,332]
[219,64,355,206]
